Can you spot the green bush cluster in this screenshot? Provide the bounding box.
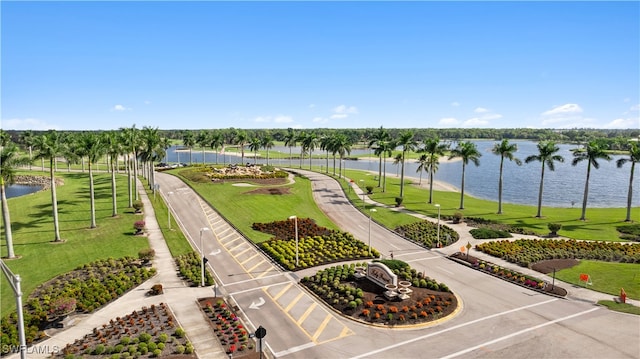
[1,257,156,349]
[469,228,513,239]
[374,259,451,292]
[477,239,640,267]
[617,224,640,241]
[260,232,380,270]
[175,252,215,286]
[394,220,459,248]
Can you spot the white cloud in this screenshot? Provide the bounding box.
[463,118,490,127]
[2,118,59,130]
[111,104,131,112]
[330,113,348,120]
[333,105,358,115]
[438,117,459,126]
[630,104,640,111]
[450,102,460,107]
[603,118,640,128]
[313,117,329,124]
[542,103,583,117]
[474,107,489,113]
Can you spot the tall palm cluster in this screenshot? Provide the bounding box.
[1,126,168,258]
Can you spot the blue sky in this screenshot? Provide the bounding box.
[1,1,638,131]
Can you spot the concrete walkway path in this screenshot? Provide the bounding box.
[9,179,227,359]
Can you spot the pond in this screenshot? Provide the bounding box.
[3,184,43,199]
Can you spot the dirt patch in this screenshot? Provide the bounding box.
[531,259,580,274]
[245,187,291,195]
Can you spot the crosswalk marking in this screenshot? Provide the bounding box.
[284,292,305,312]
[297,303,318,324]
[273,283,294,300]
[312,314,333,341]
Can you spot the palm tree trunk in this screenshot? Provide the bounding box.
[332,155,336,176]
[536,164,545,218]
[309,150,312,170]
[399,152,406,198]
[28,146,32,170]
[126,154,133,208]
[111,157,118,217]
[325,151,329,173]
[289,147,293,167]
[189,148,193,165]
[202,148,205,164]
[459,162,466,209]
[580,163,591,221]
[497,157,504,214]
[266,149,270,166]
[1,182,16,258]
[428,168,434,203]
[89,162,96,228]
[378,155,382,187]
[50,159,61,241]
[383,160,387,193]
[625,162,635,222]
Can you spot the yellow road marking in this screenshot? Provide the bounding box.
[229,242,247,252]
[272,283,293,301]
[339,326,352,338]
[240,252,259,265]
[312,314,333,341]
[255,269,274,279]
[284,293,305,312]
[246,259,266,273]
[297,303,317,324]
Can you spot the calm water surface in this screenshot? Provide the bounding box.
[4,184,43,199]
[165,140,639,208]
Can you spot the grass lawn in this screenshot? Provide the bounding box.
[142,186,193,256]
[597,300,640,315]
[173,168,340,243]
[341,169,637,241]
[555,260,640,300]
[1,171,150,315]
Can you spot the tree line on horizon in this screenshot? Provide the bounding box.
[1,126,638,261]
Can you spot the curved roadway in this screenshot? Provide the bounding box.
[156,170,639,359]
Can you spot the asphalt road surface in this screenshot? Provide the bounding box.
[155,170,640,359]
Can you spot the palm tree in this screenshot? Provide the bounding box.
[572,141,612,221]
[283,129,297,167]
[104,131,124,217]
[319,135,332,173]
[196,130,210,164]
[139,127,164,193]
[416,154,428,186]
[77,132,105,228]
[302,132,318,170]
[121,126,140,206]
[261,134,275,166]
[33,130,66,242]
[296,131,308,168]
[19,130,35,169]
[449,141,482,209]
[617,142,640,222]
[249,137,262,164]
[421,137,449,204]
[182,130,195,165]
[234,130,248,165]
[492,139,522,214]
[209,131,224,164]
[1,141,30,258]
[395,130,417,198]
[368,126,391,188]
[525,141,565,218]
[393,153,403,177]
[0,130,9,147]
[375,140,394,193]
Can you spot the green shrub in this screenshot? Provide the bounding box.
[175,327,186,338]
[395,197,403,207]
[174,345,185,354]
[548,223,562,236]
[132,200,144,213]
[93,344,106,355]
[152,349,162,357]
[157,333,168,343]
[469,228,512,239]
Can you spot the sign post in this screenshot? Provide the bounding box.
[255,326,267,359]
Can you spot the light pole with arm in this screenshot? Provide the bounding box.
[289,216,299,267]
[368,208,377,257]
[200,227,210,287]
[435,204,441,248]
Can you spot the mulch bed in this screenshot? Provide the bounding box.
[450,253,568,297]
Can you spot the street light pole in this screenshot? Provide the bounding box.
[167,191,174,229]
[200,227,210,287]
[369,209,377,257]
[289,216,299,267]
[435,204,441,248]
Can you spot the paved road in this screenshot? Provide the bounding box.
[155,169,640,359]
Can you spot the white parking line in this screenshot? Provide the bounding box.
[440,307,600,359]
[350,298,559,359]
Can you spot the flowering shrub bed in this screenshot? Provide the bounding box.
[476,239,640,267]
[52,303,195,358]
[199,297,255,357]
[394,220,459,248]
[449,253,567,297]
[300,261,457,325]
[1,257,156,349]
[252,217,334,240]
[175,252,215,286]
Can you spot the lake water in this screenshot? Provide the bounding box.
[164,140,639,208]
[4,184,43,199]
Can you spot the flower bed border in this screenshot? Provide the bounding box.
[448,253,567,298]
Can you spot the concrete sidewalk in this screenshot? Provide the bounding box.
[346,177,640,307]
[9,180,226,359]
